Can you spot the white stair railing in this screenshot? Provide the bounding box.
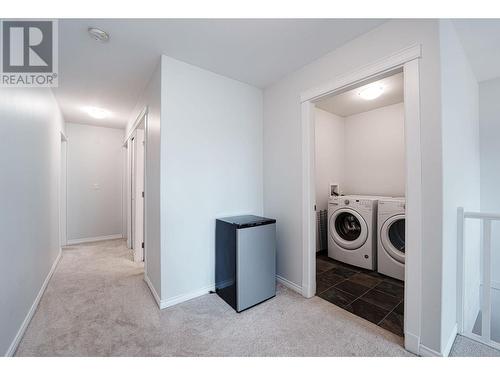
[458,207,500,350]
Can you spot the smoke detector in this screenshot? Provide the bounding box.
[88,27,109,42]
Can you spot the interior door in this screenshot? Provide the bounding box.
[133,129,145,262]
[130,134,136,249]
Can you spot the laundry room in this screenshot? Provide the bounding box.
[314,70,407,336]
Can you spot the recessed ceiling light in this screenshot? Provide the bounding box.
[82,106,111,119]
[88,27,109,42]
[358,85,384,100]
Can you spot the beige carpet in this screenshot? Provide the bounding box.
[16,239,412,356]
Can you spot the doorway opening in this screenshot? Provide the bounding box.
[300,45,422,354]
[313,70,406,336]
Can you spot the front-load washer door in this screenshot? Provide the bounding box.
[329,208,368,250]
[380,214,405,263]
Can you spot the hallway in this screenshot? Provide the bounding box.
[16,240,412,356]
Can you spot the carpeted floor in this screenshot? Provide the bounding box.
[16,239,415,356]
[449,335,500,357]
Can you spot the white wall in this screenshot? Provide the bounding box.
[126,61,163,297]
[263,19,444,352]
[66,123,124,242]
[0,88,64,355]
[479,77,500,310]
[161,55,263,303]
[314,103,405,209]
[439,20,481,349]
[314,108,344,211]
[343,103,405,197]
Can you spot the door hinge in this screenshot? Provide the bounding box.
[314,204,316,211]
[142,242,144,249]
[142,191,144,198]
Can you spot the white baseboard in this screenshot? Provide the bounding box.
[404,331,420,355]
[5,248,62,357]
[276,275,303,294]
[144,275,215,310]
[66,234,123,245]
[144,273,162,308]
[419,324,457,357]
[160,284,215,309]
[419,344,442,357]
[156,275,302,310]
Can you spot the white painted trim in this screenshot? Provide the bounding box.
[464,211,500,220]
[159,284,215,309]
[482,219,492,341]
[277,275,303,295]
[151,276,302,311]
[66,233,123,245]
[420,326,458,357]
[5,249,62,357]
[418,324,457,357]
[145,275,215,310]
[457,207,465,333]
[419,344,442,357]
[443,323,458,357]
[301,101,316,299]
[144,274,162,308]
[124,106,148,145]
[404,331,420,356]
[142,108,149,275]
[300,44,422,103]
[300,45,423,356]
[402,58,423,355]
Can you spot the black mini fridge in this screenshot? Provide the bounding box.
[215,215,276,312]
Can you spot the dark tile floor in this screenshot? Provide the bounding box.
[316,250,404,336]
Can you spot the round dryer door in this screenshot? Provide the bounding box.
[380,214,405,263]
[329,208,368,250]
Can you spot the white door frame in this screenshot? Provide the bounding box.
[300,44,423,355]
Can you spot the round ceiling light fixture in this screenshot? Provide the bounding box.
[88,27,110,42]
[358,84,384,100]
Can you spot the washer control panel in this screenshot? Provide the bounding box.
[329,196,376,208]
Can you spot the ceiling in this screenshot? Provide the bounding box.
[316,72,403,117]
[454,19,500,82]
[55,19,387,128]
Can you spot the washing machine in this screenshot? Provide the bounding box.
[377,197,406,281]
[327,195,379,270]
